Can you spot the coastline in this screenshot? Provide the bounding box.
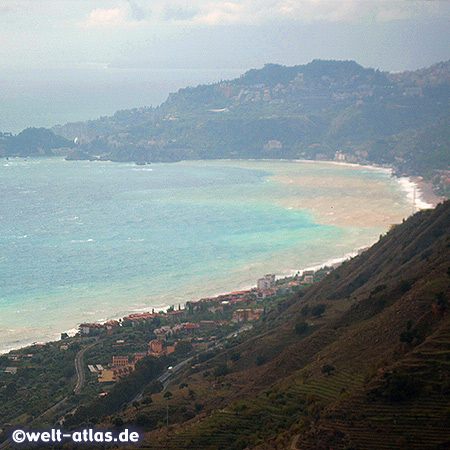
[407,176,444,209]
[295,159,442,210]
[0,256,345,356]
[0,158,444,355]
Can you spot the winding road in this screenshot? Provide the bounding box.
[0,340,97,449]
[74,340,98,394]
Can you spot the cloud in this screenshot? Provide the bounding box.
[79,1,150,28]
[164,5,200,21]
[82,7,128,27]
[156,0,450,26]
[126,0,148,21]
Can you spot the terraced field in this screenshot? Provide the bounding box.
[297,318,450,450]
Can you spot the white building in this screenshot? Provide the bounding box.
[257,274,276,290]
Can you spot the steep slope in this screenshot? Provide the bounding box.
[134,201,450,450]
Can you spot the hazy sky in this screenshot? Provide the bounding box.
[1,0,450,71]
[1,0,450,131]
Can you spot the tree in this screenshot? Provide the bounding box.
[255,355,267,367]
[175,340,193,356]
[230,352,241,362]
[141,396,153,406]
[214,364,229,377]
[311,304,326,317]
[295,321,308,335]
[112,417,123,427]
[135,413,154,428]
[143,380,163,396]
[437,291,448,311]
[322,364,335,376]
[300,305,310,317]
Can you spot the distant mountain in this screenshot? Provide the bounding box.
[116,199,450,450]
[51,59,450,190]
[0,128,74,157]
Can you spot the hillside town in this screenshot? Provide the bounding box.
[75,269,331,384]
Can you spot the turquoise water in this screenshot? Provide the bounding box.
[0,158,411,352]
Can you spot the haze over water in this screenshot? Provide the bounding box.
[0,158,413,353]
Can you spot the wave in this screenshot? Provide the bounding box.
[397,177,434,210]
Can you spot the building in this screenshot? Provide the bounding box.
[78,322,105,335]
[154,325,173,339]
[98,365,134,383]
[183,323,199,334]
[232,309,263,323]
[134,352,147,362]
[199,321,217,330]
[79,323,92,335]
[257,274,276,290]
[98,355,135,383]
[105,320,120,334]
[148,339,176,357]
[112,356,130,367]
[123,312,158,326]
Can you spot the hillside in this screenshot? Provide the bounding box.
[97,200,450,450]
[51,59,450,192]
[0,128,74,157]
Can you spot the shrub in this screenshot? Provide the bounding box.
[255,355,267,366]
[300,305,310,317]
[321,364,335,376]
[295,321,308,335]
[214,364,229,377]
[230,352,241,362]
[134,413,156,428]
[311,304,326,317]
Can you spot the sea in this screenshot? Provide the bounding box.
[0,158,420,353]
[0,67,245,133]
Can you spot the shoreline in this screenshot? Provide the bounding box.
[4,155,445,209]
[0,246,371,356]
[0,158,444,355]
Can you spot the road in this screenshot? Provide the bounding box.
[74,340,98,394]
[130,324,253,405]
[0,341,97,450]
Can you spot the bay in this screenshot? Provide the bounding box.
[0,158,412,353]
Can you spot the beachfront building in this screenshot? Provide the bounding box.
[78,322,106,335]
[257,274,276,290]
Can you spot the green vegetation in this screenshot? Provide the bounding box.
[113,200,450,450]
[0,128,74,156]
[43,59,450,193]
[2,201,450,448]
[295,321,308,335]
[0,341,79,428]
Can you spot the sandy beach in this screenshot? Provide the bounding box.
[0,158,438,354]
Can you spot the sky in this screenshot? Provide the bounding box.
[1,0,450,131]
